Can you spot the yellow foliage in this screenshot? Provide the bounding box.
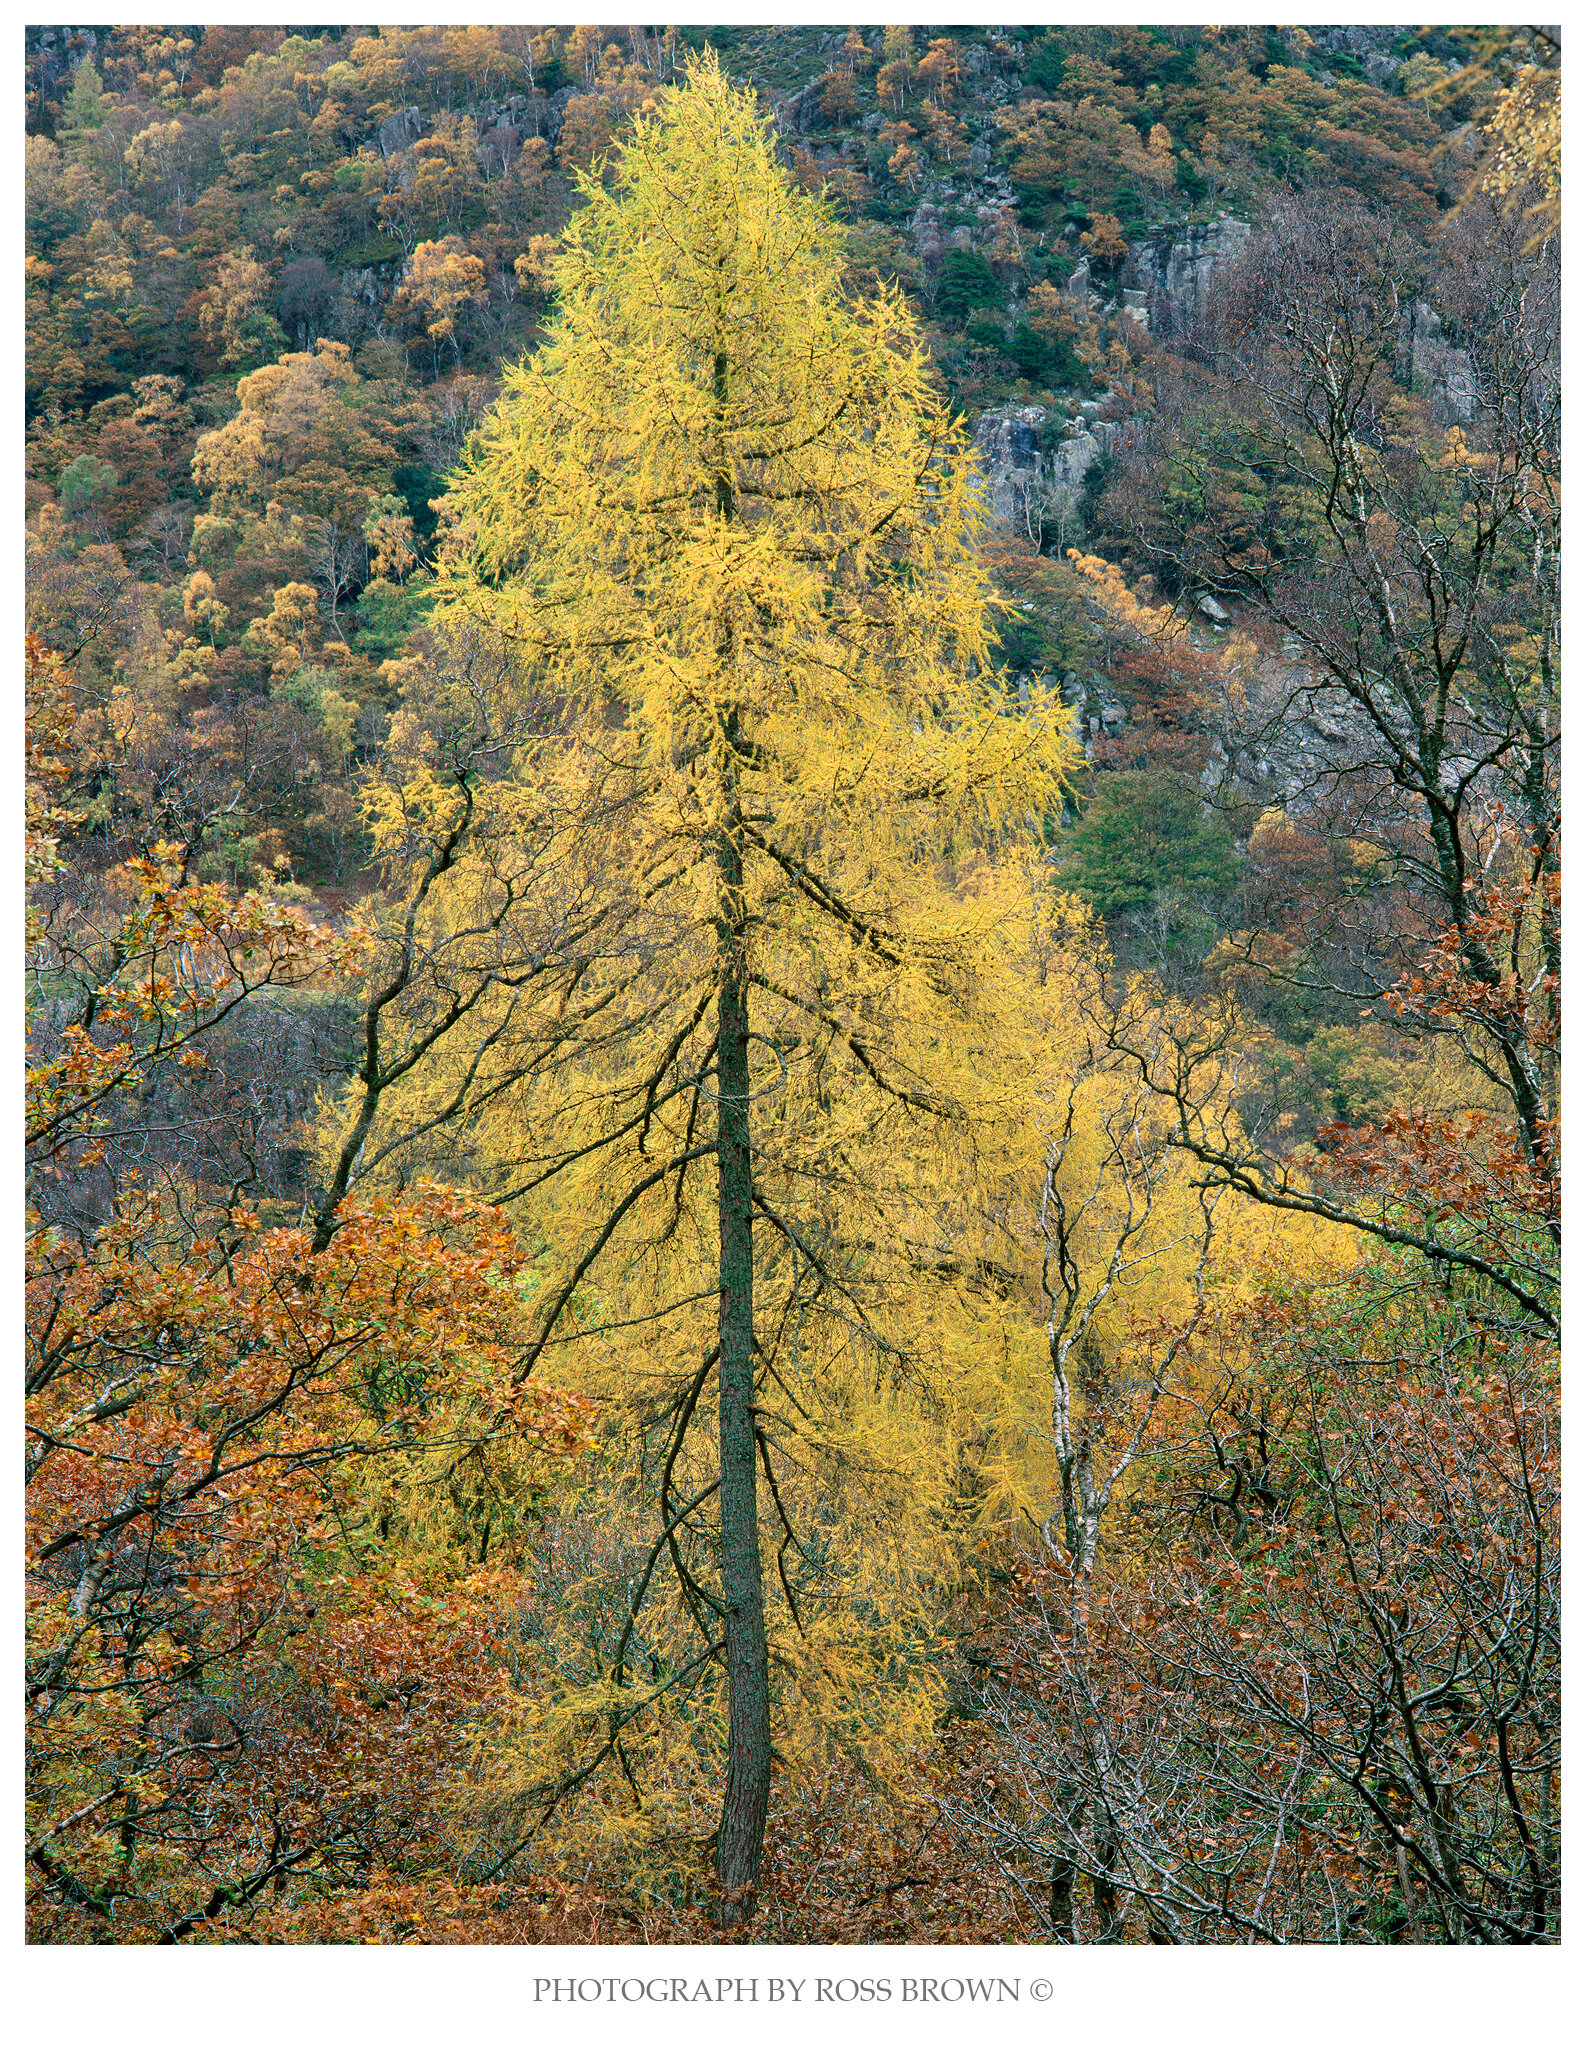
[83,219,135,305]
[1481,63,1560,234]
[323,58,1091,1878]
[248,580,321,677]
[512,233,558,290]
[394,236,488,361]
[181,568,228,646]
[190,339,393,527]
[1067,550,1189,641]
[197,246,272,367]
[361,496,418,584]
[320,60,1340,1901]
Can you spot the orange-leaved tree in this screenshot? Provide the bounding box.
[26,636,593,1942]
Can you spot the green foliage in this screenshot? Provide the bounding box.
[1175,153,1210,203]
[983,546,1094,682]
[1003,320,1091,388]
[220,305,288,377]
[353,575,430,662]
[1025,35,1072,96]
[57,453,116,517]
[391,460,441,542]
[270,663,340,715]
[935,248,1002,318]
[1076,448,1114,528]
[992,609,1049,670]
[191,809,267,889]
[1063,769,1236,919]
[61,59,106,141]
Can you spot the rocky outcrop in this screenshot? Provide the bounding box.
[1120,222,1474,426]
[1311,25,1412,55]
[539,86,578,142]
[1404,300,1476,425]
[339,264,394,307]
[778,77,825,134]
[1310,24,1412,67]
[469,93,545,141]
[377,105,425,157]
[974,405,1050,531]
[973,403,1118,540]
[1124,218,1251,335]
[1050,422,1111,498]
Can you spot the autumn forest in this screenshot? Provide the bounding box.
[24,24,1559,1947]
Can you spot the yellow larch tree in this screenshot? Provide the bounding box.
[323,56,1079,1917]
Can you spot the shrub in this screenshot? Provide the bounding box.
[1063,769,1236,918]
[936,248,1002,317]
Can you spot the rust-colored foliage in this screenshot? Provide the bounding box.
[27,1176,592,1943]
[946,1282,1558,1944]
[26,633,592,1941]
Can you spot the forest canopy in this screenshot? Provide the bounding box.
[26,24,1558,1949]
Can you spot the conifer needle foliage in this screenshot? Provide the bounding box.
[410,57,1079,1912]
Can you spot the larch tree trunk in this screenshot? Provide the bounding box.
[710,340,771,1912]
[713,774,771,1916]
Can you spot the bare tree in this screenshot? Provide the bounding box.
[303,517,366,642]
[950,1310,1558,1943]
[1103,195,1559,1174]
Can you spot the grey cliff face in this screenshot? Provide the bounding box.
[377,105,425,157]
[1123,219,1252,336]
[973,405,1117,543]
[1405,300,1477,426]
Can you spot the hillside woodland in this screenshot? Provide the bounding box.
[25,25,1558,1945]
